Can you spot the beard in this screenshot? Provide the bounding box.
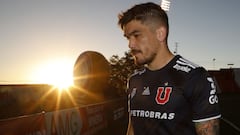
[131,50,156,66]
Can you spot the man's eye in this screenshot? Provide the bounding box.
[134,34,140,38]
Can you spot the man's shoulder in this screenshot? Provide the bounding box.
[171,55,211,82]
[172,55,203,74]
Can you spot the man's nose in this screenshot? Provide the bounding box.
[128,38,136,49]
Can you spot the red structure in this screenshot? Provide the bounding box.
[209,68,240,93]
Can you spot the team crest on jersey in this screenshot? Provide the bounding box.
[155,87,172,105]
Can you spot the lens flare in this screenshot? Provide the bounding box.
[31,58,74,90]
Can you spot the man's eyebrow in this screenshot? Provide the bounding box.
[124,30,140,38]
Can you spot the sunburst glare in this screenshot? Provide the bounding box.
[31,58,74,90]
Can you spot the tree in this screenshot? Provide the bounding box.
[109,51,141,96]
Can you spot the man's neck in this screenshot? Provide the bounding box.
[147,50,174,71]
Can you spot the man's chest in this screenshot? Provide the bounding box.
[129,76,188,112]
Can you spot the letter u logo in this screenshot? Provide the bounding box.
[155,87,172,105]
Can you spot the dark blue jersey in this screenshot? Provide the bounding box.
[127,55,221,135]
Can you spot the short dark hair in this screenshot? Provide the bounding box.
[118,2,169,33]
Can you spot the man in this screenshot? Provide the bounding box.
[118,2,221,135]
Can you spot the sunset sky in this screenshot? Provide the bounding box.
[0,0,240,84]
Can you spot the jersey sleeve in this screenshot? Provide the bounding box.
[185,68,221,122]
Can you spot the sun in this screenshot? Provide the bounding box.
[31,58,74,90]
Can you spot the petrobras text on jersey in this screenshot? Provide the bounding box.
[131,109,175,120]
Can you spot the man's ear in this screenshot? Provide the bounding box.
[156,26,167,42]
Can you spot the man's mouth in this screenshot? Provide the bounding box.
[131,50,141,56]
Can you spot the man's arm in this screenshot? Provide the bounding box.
[126,104,134,135]
[195,118,220,135]
[126,121,134,135]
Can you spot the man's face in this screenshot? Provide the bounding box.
[123,20,159,66]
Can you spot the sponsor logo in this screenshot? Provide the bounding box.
[131,110,175,120]
[173,64,191,73]
[45,108,82,135]
[173,57,199,73]
[207,77,218,104]
[142,87,150,95]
